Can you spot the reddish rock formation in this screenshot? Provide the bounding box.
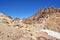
[23,7,60,24]
[23,7,60,33]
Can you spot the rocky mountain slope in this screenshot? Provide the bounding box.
[0,7,60,40]
[23,7,60,33]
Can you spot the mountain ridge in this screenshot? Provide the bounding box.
[0,7,60,40]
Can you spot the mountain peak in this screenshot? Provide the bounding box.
[23,7,60,24]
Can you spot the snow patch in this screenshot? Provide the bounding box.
[19,19,23,22]
[41,29,60,39]
[15,26,18,28]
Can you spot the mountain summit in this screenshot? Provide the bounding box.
[23,7,60,24]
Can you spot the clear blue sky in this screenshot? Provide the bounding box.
[0,0,60,18]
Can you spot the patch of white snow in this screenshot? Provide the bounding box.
[20,19,23,22]
[41,29,60,39]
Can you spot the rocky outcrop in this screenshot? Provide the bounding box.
[23,7,60,33]
[23,7,60,24]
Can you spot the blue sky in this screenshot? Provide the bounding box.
[0,0,60,18]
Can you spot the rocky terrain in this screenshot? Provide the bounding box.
[23,7,60,33]
[0,7,60,40]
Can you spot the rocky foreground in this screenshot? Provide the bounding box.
[0,7,60,40]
